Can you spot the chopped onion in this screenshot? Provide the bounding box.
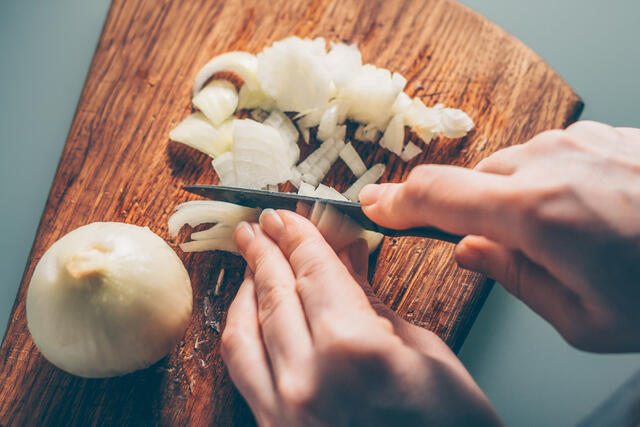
[317,104,339,141]
[339,142,367,177]
[297,182,316,196]
[237,84,275,110]
[379,114,405,155]
[331,124,347,141]
[343,163,385,201]
[300,138,345,186]
[403,98,441,143]
[233,119,296,188]
[257,37,332,112]
[169,200,260,253]
[264,110,299,146]
[400,141,423,161]
[313,184,349,201]
[190,223,234,240]
[192,51,260,96]
[169,112,232,158]
[441,108,474,138]
[392,91,412,115]
[354,123,380,143]
[324,42,362,88]
[339,64,403,129]
[212,151,236,186]
[192,80,238,126]
[300,127,310,144]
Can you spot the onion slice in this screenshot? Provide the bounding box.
[192,80,238,126]
[339,142,367,177]
[192,51,260,96]
[343,163,385,201]
[169,113,232,158]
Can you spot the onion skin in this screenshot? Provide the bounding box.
[26,222,192,378]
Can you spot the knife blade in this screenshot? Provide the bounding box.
[182,185,462,244]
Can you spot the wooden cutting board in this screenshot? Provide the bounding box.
[0,0,582,425]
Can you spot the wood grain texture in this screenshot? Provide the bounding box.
[0,0,583,425]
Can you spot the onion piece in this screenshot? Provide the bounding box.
[169,112,232,158]
[404,98,441,143]
[169,200,260,253]
[212,152,237,186]
[237,84,275,110]
[331,124,347,142]
[441,108,474,138]
[233,119,296,188]
[324,42,362,88]
[392,91,412,115]
[313,184,349,201]
[301,139,345,186]
[297,182,316,196]
[168,200,259,238]
[257,37,332,112]
[342,163,385,201]
[339,142,367,177]
[339,64,404,129]
[400,141,423,161]
[192,80,238,126]
[192,51,260,96]
[264,110,299,145]
[317,104,339,141]
[379,114,405,155]
[354,123,380,143]
[190,223,234,240]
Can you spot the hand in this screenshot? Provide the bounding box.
[222,209,502,426]
[360,121,640,352]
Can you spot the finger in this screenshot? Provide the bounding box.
[257,209,384,336]
[455,235,586,337]
[359,164,518,246]
[474,145,525,175]
[233,221,313,378]
[616,127,640,141]
[336,241,456,358]
[221,272,277,418]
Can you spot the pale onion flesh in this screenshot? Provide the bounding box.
[169,112,232,158]
[192,51,260,96]
[26,222,192,378]
[400,141,423,161]
[343,163,386,202]
[192,80,238,126]
[339,142,367,178]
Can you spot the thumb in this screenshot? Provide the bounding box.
[358,165,516,247]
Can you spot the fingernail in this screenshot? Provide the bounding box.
[234,221,255,252]
[455,242,484,271]
[259,208,285,238]
[359,184,382,206]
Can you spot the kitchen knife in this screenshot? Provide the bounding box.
[183,185,462,244]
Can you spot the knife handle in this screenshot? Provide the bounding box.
[379,226,463,244]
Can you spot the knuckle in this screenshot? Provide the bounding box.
[256,283,291,325]
[290,239,330,278]
[220,324,245,356]
[276,372,315,408]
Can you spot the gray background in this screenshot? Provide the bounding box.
[0,0,637,425]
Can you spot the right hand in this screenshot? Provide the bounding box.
[359,121,640,353]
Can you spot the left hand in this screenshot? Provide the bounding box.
[222,209,502,426]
